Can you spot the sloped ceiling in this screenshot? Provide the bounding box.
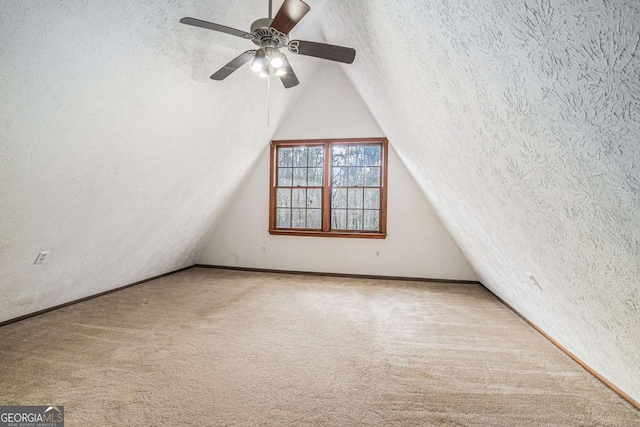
[313,0,640,403]
[1,0,638,405]
[0,0,322,320]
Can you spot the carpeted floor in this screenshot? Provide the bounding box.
[0,267,638,426]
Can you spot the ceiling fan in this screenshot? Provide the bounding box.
[180,0,356,88]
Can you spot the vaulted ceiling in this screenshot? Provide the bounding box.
[1,0,638,404]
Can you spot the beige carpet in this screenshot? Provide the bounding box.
[0,267,638,426]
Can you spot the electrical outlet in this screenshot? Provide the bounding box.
[34,251,50,265]
[261,245,267,253]
[526,273,542,290]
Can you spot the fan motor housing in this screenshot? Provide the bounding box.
[250,18,273,33]
[250,18,288,48]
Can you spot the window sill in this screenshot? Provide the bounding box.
[268,229,387,239]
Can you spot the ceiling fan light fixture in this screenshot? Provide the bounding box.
[252,49,268,73]
[258,65,271,78]
[267,48,284,68]
[271,55,284,68]
[273,67,287,77]
[269,51,284,68]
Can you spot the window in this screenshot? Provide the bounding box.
[269,138,388,238]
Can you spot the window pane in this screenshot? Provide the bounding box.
[364,146,381,166]
[363,210,380,231]
[332,167,348,186]
[332,146,347,166]
[364,167,381,186]
[331,209,347,230]
[278,147,293,167]
[292,168,307,186]
[277,208,291,228]
[308,146,324,167]
[292,189,307,208]
[278,168,292,186]
[348,167,364,186]
[292,209,306,228]
[307,209,322,229]
[347,209,363,230]
[348,188,363,209]
[347,145,364,166]
[293,147,308,167]
[308,168,323,186]
[307,188,321,208]
[277,188,291,208]
[364,189,380,209]
[272,140,385,236]
[348,146,364,166]
[332,188,347,208]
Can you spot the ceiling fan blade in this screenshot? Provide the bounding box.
[270,0,310,35]
[278,55,299,88]
[180,17,253,39]
[288,40,356,64]
[210,51,256,80]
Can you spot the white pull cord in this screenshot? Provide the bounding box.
[267,67,271,127]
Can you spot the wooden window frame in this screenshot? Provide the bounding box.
[269,137,388,239]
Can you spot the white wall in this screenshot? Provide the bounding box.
[199,64,477,281]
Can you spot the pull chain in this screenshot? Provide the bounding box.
[267,0,273,126]
[267,67,271,127]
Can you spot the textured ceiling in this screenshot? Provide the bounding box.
[0,0,321,319]
[1,0,639,405]
[313,0,640,403]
